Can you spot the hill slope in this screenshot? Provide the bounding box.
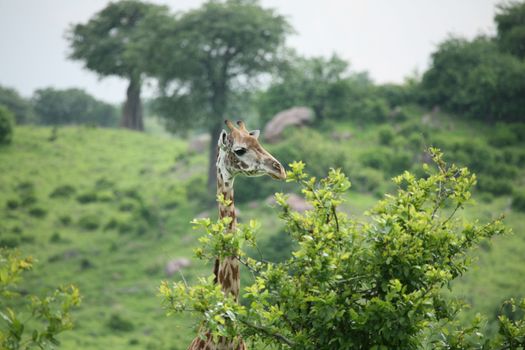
[0,120,524,349]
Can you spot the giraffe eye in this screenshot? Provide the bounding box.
[234,148,247,156]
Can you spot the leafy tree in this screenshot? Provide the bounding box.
[159,149,525,349]
[257,54,353,123]
[0,249,80,349]
[495,1,525,59]
[0,85,34,124]
[421,36,525,122]
[142,0,290,190]
[67,0,168,130]
[0,105,14,145]
[32,87,118,126]
[257,54,394,125]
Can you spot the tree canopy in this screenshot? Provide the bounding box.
[143,0,291,190]
[32,87,118,127]
[420,36,525,122]
[0,85,34,124]
[495,1,525,59]
[67,0,168,130]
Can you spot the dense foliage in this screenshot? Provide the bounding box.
[141,0,290,189]
[0,85,34,124]
[0,249,80,349]
[421,36,525,122]
[32,87,118,127]
[256,54,398,125]
[160,149,525,349]
[0,105,15,145]
[67,0,167,130]
[495,1,525,59]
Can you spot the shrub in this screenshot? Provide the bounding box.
[59,215,72,226]
[49,184,76,198]
[118,221,134,235]
[488,124,519,147]
[106,314,134,332]
[97,191,114,202]
[377,126,395,145]
[477,176,514,196]
[0,236,20,248]
[76,192,98,204]
[28,206,47,218]
[163,151,522,349]
[512,191,525,212]
[104,218,119,231]
[6,199,19,210]
[0,105,14,145]
[350,97,390,123]
[15,181,37,207]
[80,258,94,270]
[0,250,80,349]
[78,214,100,230]
[49,232,62,243]
[350,167,384,193]
[119,199,136,212]
[359,148,413,176]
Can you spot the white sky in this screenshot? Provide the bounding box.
[0,0,499,104]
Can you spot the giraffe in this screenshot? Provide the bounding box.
[187,119,286,350]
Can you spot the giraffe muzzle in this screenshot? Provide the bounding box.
[268,160,286,180]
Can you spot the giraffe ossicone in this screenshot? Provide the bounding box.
[187,119,286,350]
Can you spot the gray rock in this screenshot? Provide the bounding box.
[263,106,314,143]
[165,258,191,277]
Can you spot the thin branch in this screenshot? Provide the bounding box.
[331,205,339,232]
[238,318,295,347]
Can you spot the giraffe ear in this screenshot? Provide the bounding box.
[218,130,229,149]
[249,130,260,139]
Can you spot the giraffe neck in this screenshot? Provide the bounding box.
[216,148,240,301]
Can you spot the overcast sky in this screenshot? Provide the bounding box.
[0,0,499,104]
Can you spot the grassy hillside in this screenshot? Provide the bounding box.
[0,115,524,349]
[0,126,211,349]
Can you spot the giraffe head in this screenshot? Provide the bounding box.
[217,120,286,180]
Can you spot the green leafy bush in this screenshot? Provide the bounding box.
[377,125,395,145]
[160,149,525,349]
[78,214,100,230]
[15,181,37,207]
[512,191,525,212]
[76,192,98,204]
[0,105,14,145]
[359,148,413,176]
[106,314,134,332]
[49,184,76,198]
[350,97,390,123]
[477,176,514,196]
[0,85,35,124]
[350,166,384,193]
[488,124,520,147]
[0,249,80,349]
[28,206,47,218]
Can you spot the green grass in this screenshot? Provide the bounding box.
[0,116,524,348]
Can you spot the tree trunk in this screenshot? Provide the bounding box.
[121,76,143,131]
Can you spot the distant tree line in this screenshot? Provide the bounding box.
[258,1,525,124]
[420,1,525,122]
[0,85,118,127]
